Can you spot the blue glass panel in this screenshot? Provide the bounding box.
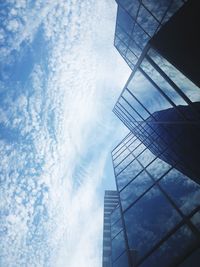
[133,23,150,49]
[119,94,142,121]
[140,225,197,267]
[114,35,127,55]
[111,206,121,226]
[115,25,130,45]
[112,231,126,262]
[124,185,181,259]
[115,152,134,175]
[127,70,172,115]
[148,49,200,103]
[146,157,172,180]
[117,6,134,35]
[113,250,129,267]
[126,49,138,65]
[160,169,200,215]
[111,219,122,239]
[137,148,156,167]
[128,139,142,153]
[124,87,150,120]
[114,148,132,167]
[141,58,187,106]
[137,5,159,37]
[118,0,140,20]
[117,159,143,191]
[120,170,154,210]
[142,0,170,21]
[191,211,200,230]
[131,143,146,157]
[129,39,142,58]
[162,0,184,24]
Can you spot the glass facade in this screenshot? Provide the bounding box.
[111,133,200,267]
[114,0,185,70]
[113,0,200,184]
[102,1,200,266]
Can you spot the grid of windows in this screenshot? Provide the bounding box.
[111,133,200,266]
[113,47,200,184]
[102,191,119,267]
[114,0,185,70]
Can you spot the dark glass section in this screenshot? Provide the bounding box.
[179,248,200,267]
[160,169,200,215]
[124,185,181,260]
[111,219,123,239]
[140,225,197,267]
[120,170,154,210]
[113,250,129,267]
[112,231,126,262]
[110,206,121,226]
[117,6,134,35]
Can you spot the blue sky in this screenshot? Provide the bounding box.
[0,1,130,267]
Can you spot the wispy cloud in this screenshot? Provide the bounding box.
[0,1,130,266]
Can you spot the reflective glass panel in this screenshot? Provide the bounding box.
[111,219,123,239]
[148,49,200,103]
[137,148,156,167]
[146,157,172,180]
[119,96,141,121]
[129,39,142,58]
[127,70,172,115]
[160,169,200,215]
[115,25,130,45]
[115,152,134,175]
[133,23,150,49]
[126,49,138,65]
[124,185,181,260]
[111,206,121,226]
[137,5,159,37]
[114,148,132,167]
[142,0,170,21]
[112,231,126,262]
[140,225,196,267]
[141,58,187,106]
[113,250,129,267]
[191,211,200,231]
[120,170,154,210]
[117,6,134,35]
[117,159,143,191]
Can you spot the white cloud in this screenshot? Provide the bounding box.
[0,0,130,266]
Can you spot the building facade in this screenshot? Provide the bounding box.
[102,0,200,266]
[113,0,200,184]
[102,190,119,267]
[110,132,200,267]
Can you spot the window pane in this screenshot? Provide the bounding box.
[115,152,134,175]
[133,23,150,49]
[146,157,172,180]
[124,185,181,260]
[137,5,159,36]
[140,225,197,267]
[127,70,172,115]
[111,219,123,239]
[111,206,121,226]
[148,49,200,103]
[117,159,143,190]
[137,148,156,167]
[120,170,154,210]
[141,58,187,106]
[160,169,200,215]
[117,6,134,35]
[112,231,126,262]
[113,250,129,267]
[142,0,170,21]
[191,211,200,231]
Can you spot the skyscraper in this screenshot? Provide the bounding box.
[113,0,200,184]
[102,190,119,267]
[102,0,200,266]
[110,132,200,267]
